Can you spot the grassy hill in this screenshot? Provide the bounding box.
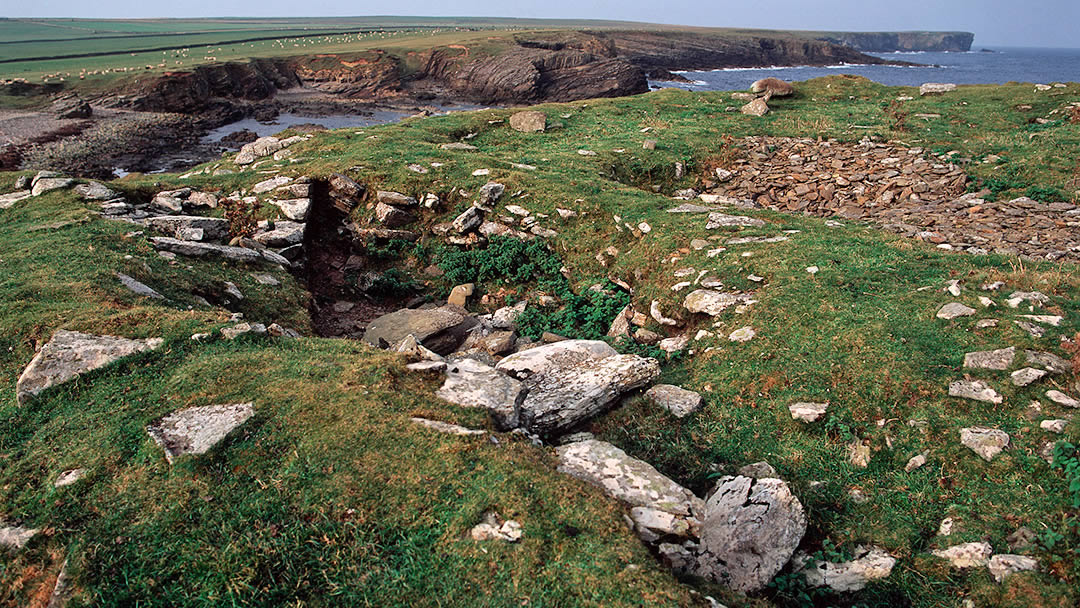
[1,77,1079,607]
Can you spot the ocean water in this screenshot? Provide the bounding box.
[658,47,1080,92]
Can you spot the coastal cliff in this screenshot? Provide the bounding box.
[112,30,913,113]
[814,31,975,52]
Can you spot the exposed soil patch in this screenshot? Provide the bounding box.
[302,182,401,339]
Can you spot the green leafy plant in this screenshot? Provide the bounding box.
[1052,441,1080,508]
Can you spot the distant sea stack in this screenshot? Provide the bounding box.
[815,32,975,53]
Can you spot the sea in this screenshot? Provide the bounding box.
[655,47,1080,92]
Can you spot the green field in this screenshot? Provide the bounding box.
[0,16,668,83]
[2,77,1080,606]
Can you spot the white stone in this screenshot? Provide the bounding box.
[146,403,255,463]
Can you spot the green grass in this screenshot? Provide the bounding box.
[3,78,1080,606]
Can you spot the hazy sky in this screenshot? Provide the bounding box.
[11,1,1079,47]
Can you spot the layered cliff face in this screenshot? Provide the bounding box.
[130,59,299,113]
[609,31,896,71]
[816,31,975,52]
[292,52,403,98]
[114,29,912,113]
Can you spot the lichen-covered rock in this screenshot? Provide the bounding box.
[949,380,1003,404]
[509,111,547,133]
[789,402,828,423]
[253,221,305,247]
[362,307,475,355]
[149,237,262,263]
[696,475,807,592]
[147,403,255,463]
[0,525,39,550]
[797,545,896,592]
[937,302,976,319]
[74,181,118,201]
[683,290,753,316]
[645,384,704,418]
[960,427,1010,461]
[495,339,617,380]
[375,202,416,228]
[988,554,1038,582]
[436,359,524,430]
[963,346,1016,370]
[145,215,231,242]
[705,212,765,229]
[31,177,76,197]
[741,98,770,116]
[16,330,163,405]
[556,439,704,518]
[269,198,311,221]
[931,541,992,568]
[518,354,660,436]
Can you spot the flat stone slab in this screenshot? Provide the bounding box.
[645,384,704,418]
[519,354,660,436]
[798,545,896,592]
[32,177,76,196]
[145,216,231,242]
[683,289,754,316]
[932,541,992,568]
[362,306,473,355]
[150,237,261,263]
[705,213,765,229]
[963,346,1016,370]
[268,198,311,221]
[495,339,617,380]
[666,203,711,213]
[1025,350,1071,374]
[960,427,1010,461]
[988,554,1038,582]
[1046,390,1080,408]
[789,402,829,423]
[16,330,163,405]
[1011,367,1047,386]
[556,439,703,517]
[937,302,976,320]
[0,190,33,209]
[116,272,164,299]
[948,380,1003,404]
[696,475,807,592]
[0,525,39,550]
[436,359,524,430]
[147,403,255,463]
[410,417,485,436]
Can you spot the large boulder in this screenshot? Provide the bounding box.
[496,339,617,379]
[696,475,807,592]
[16,330,163,405]
[509,111,547,133]
[436,359,524,430]
[517,354,660,436]
[362,307,475,355]
[146,403,255,463]
[557,439,704,523]
[31,177,76,197]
